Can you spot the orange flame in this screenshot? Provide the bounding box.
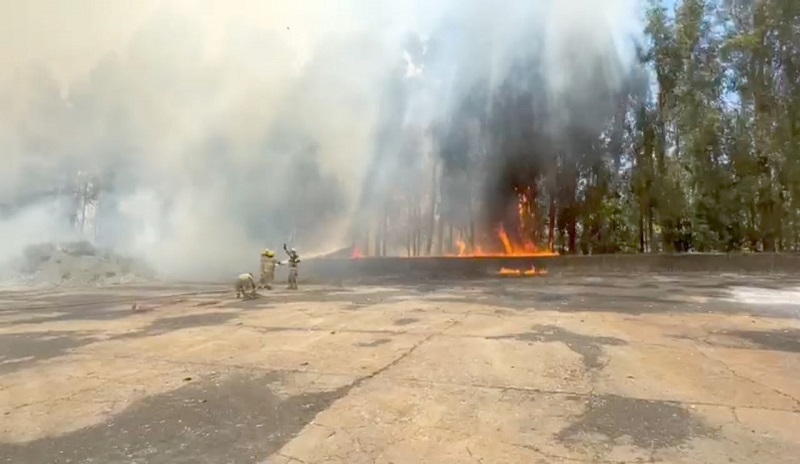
[498,266,547,277]
[524,266,547,276]
[498,227,514,254]
[498,267,521,276]
[447,225,557,258]
[350,191,558,259]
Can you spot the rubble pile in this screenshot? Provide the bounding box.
[3,241,156,287]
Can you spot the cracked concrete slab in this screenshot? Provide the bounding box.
[2,371,353,464]
[379,335,592,394]
[595,343,800,411]
[1,275,799,463]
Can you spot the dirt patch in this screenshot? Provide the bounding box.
[0,371,352,463]
[557,394,713,449]
[393,318,419,326]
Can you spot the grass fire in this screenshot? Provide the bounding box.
[349,191,559,260]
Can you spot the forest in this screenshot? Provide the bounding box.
[355,0,800,257]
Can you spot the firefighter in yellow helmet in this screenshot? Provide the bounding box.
[258,248,281,290]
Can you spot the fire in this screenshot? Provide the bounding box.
[524,267,547,276]
[498,267,521,276]
[444,190,557,257]
[498,266,547,277]
[448,225,557,257]
[498,228,514,254]
[350,189,558,259]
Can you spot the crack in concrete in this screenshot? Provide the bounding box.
[276,452,307,463]
[258,319,467,464]
[349,320,462,390]
[15,349,796,418]
[388,378,800,413]
[510,442,614,463]
[241,325,417,336]
[730,407,742,424]
[465,445,484,463]
[5,290,229,312]
[697,347,800,411]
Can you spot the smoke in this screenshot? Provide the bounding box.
[0,0,642,279]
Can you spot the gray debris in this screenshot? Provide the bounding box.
[2,241,156,287]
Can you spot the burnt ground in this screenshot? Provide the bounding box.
[0,274,799,463]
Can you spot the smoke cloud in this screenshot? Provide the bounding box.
[0,0,642,279]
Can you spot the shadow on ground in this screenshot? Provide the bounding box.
[557,394,714,450]
[490,325,627,370]
[0,371,352,464]
[0,331,93,374]
[720,329,800,353]
[111,312,241,340]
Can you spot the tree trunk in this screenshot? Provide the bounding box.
[373,220,381,256]
[467,199,476,251]
[435,216,444,255]
[381,207,388,256]
[406,203,412,256]
[413,204,421,256]
[567,206,577,254]
[647,204,655,253]
[639,210,645,253]
[548,197,556,252]
[425,162,439,256]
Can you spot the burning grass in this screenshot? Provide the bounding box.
[352,225,558,259]
[350,183,557,260]
[498,266,548,277]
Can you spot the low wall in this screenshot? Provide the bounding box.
[301,253,800,283]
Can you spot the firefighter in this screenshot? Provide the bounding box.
[235,272,258,299]
[258,248,281,290]
[282,243,300,290]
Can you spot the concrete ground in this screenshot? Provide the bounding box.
[0,274,799,463]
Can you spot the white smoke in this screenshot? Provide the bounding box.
[0,0,642,280]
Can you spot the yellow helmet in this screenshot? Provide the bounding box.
[261,248,271,256]
[266,250,275,257]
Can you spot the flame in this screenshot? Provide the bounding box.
[498,266,547,277]
[498,267,521,276]
[349,191,558,259]
[498,227,514,254]
[524,266,547,276]
[442,189,557,258]
[447,225,557,258]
